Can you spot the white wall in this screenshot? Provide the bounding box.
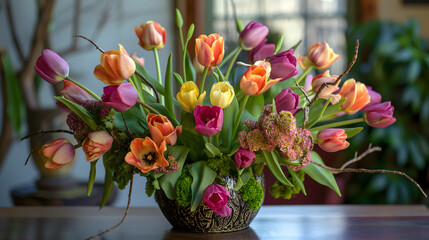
[0,0,174,207]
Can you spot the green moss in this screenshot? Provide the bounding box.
[269,170,305,199]
[207,155,235,176]
[240,176,263,210]
[174,170,192,207]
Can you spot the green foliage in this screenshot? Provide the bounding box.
[174,169,192,207]
[270,171,305,199]
[158,146,190,199]
[207,155,235,176]
[103,137,135,190]
[240,175,263,210]
[189,161,217,211]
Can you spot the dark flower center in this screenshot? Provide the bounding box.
[143,152,157,165]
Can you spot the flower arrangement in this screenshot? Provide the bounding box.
[31,9,425,238]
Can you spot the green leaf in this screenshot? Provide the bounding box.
[158,146,190,199]
[189,161,217,211]
[173,72,184,86]
[290,40,302,50]
[220,97,239,150]
[262,151,292,186]
[236,18,244,33]
[245,95,264,118]
[205,143,222,157]
[302,151,341,196]
[344,127,364,139]
[263,79,295,105]
[134,63,165,96]
[164,53,175,119]
[55,96,97,131]
[87,161,97,196]
[113,105,147,134]
[287,167,307,195]
[234,167,251,191]
[178,112,206,161]
[100,166,114,209]
[274,35,284,54]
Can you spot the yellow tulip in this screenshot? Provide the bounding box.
[176,81,206,112]
[210,82,235,109]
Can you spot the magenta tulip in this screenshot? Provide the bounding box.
[239,21,269,50]
[35,49,69,84]
[102,83,138,112]
[234,148,256,169]
[364,101,396,128]
[248,39,275,64]
[274,88,299,114]
[266,49,298,81]
[194,105,223,137]
[203,184,232,217]
[317,128,350,152]
[361,86,382,111]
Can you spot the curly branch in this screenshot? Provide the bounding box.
[5,0,25,63]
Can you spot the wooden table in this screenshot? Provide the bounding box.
[1,205,429,239]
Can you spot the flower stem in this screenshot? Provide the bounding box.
[137,100,160,115]
[295,66,313,85]
[232,95,249,139]
[199,67,209,94]
[219,46,239,69]
[153,48,164,104]
[310,118,365,132]
[65,77,100,100]
[224,47,242,80]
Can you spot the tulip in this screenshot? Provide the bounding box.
[234,148,256,169]
[266,49,298,81]
[35,49,69,84]
[240,61,280,96]
[124,137,168,173]
[102,83,138,112]
[210,82,235,109]
[361,86,382,111]
[311,70,341,104]
[61,80,92,104]
[239,21,269,50]
[194,105,223,137]
[147,113,182,146]
[93,44,136,85]
[203,184,232,217]
[339,79,370,115]
[39,138,75,170]
[131,53,145,66]
[317,128,350,152]
[176,81,206,112]
[82,131,113,162]
[134,21,167,50]
[364,101,396,128]
[195,33,224,67]
[274,88,299,114]
[248,39,275,63]
[297,41,339,70]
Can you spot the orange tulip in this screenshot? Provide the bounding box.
[195,34,224,67]
[124,137,168,173]
[134,21,167,50]
[147,114,182,146]
[339,79,370,115]
[240,61,280,96]
[82,131,113,162]
[39,138,75,170]
[93,44,136,85]
[297,41,339,70]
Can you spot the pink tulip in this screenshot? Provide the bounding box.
[39,138,75,170]
[361,86,382,111]
[248,39,275,63]
[298,41,339,70]
[234,148,256,169]
[274,88,299,114]
[135,21,167,50]
[311,70,341,104]
[266,49,298,81]
[35,49,69,84]
[317,128,350,152]
[147,113,182,146]
[203,184,232,217]
[102,83,138,112]
[364,101,396,128]
[239,21,269,50]
[194,105,223,137]
[82,131,113,162]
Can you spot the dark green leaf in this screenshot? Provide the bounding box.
[246,95,264,118]
[189,161,217,211]
[87,161,97,196]
[100,166,114,209]
[287,167,306,195]
[262,151,292,186]
[159,146,190,199]
[164,53,175,119]
[220,97,239,150]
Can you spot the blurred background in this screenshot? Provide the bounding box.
[0,0,428,207]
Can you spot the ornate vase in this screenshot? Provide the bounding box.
[155,175,265,233]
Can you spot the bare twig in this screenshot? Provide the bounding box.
[295,81,311,103]
[20,129,74,141]
[340,144,380,169]
[73,35,105,53]
[5,0,25,63]
[134,70,161,103]
[86,174,134,240]
[121,112,132,135]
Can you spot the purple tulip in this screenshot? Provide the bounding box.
[102,83,138,112]
[364,101,396,128]
[239,21,269,50]
[194,105,223,137]
[274,88,299,114]
[248,39,275,64]
[203,184,232,217]
[267,49,298,81]
[234,148,256,169]
[57,80,92,112]
[361,86,382,111]
[35,49,69,84]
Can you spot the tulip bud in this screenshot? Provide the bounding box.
[266,49,298,81]
[102,83,138,112]
[147,113,182,146]
[195,34,224,67]
[203,184,232,217]
[298,41,339,70]
[311,70,341,104]
[39,138,75,170]
[339,79,370,115]
[176,81,206,112]
[364,101,396,128]
[125,137,168,173]
[93,44,136,85]
[240,61,280,96]
[210,82,235,109]
[274,88,299,114]
[248,39,275,64]
[317,128,350,152]
[56,80,92,113]
[82,131,113,162]
[234,148,256,169]
[35,49,69,84]
[134,21,167,50]
[194,105,223,137]
[239,21,269,50]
